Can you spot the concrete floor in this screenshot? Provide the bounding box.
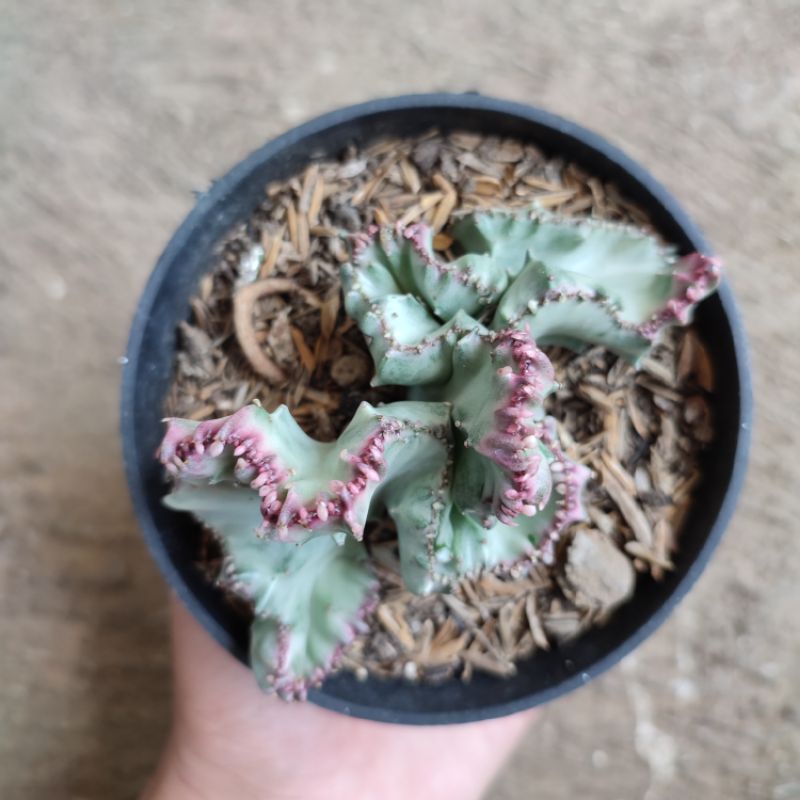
[2,2,799,798]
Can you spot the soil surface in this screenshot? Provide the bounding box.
[2,2,799,799]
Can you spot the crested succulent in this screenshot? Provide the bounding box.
[345,209,721,377]
[160,207,720,697]
[159,400,451,698]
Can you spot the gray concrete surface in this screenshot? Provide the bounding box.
[1,2,799,798]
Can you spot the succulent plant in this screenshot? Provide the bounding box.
[159,400,450,698]
[159,207,720,697]
[345,210,721,376]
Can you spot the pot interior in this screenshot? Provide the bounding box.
[122,96,749,723]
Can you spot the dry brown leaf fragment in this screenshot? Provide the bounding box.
[431,617,460,647]
[383,191,422,209]
[460,579,484,611]
[338,158,368,179]
[376,605,415,652]
[587,506,618,536]
[290,374,308,407]
[427,631,471,666]
[178,322,214,366]
[189,297,209,330]
[431,190,458,234]
[398,192,444,226]
[560,195,594,215]
[432,172,457,198]
[667,499,692,538]
[684,395,714,443]
[290,326,316,372]
[337,318,355,336]
[399,158,422,193]
[521,174,564,192]
[263,309,296,367]
[309,224,338,238]
[433,233,454,251]
[296,214,310,260]
[627,390,654,440]
[533,189,578,208]
[472,175,504,196]
[677,329,715,391]
[587,177,606,209]
[656,415,679,462]
[441,596,505,660]
[457,151,506,179]
[373,206,390,226]
[198,381,223,401]
[606,356,632,389]
[460,193,493,210]
[624,540,674,570]
[525,594,550,651]
[515,631,536,659]
[650,445,678,497]
[461,649,517,678]
[478,573,524,597]
[673,470,701,502]
[498,600,525,655]
[449,131,483,150]
[259,225,285,278]
[199,273,214,303]
[541,611,583,642]
[415,618,436,660]
[308,178,325,226]
[600,451,638,496]
[351,157,398,206]
[299,164,319,213]
[286,202,299,251]
[487,139,525,163]
[636,375,683,403]
[653,517,674,559]
[640,356,675,386]
[301,386,340,410]
[320,292,341,340]
[365,137,405,157]
[186,403,217,421]
[580,382,618,412]
[600,460,654,546]
[634,465,653,494]
[607,407,632,462]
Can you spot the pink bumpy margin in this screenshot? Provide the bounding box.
[477,327,556,525]
[159,406,404,540]
[638,253,721,339]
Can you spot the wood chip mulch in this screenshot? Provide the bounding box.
[165,130,716,684]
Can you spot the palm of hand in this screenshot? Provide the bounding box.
[142,599,534,800]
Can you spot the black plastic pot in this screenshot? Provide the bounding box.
[121,93,751,725]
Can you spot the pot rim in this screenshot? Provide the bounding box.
[121,92,752,724]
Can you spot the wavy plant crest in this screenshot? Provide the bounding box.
[159,207,720,697]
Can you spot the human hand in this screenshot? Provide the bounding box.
[141,596,535,800]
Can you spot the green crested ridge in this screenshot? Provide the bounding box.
[159,206,719,696]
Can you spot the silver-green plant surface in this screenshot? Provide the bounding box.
[340,207,718,575]
[159,207,720,697]
[344,209,721,378]
[159,400,451,698]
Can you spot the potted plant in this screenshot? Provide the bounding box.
[121,93,751,724]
